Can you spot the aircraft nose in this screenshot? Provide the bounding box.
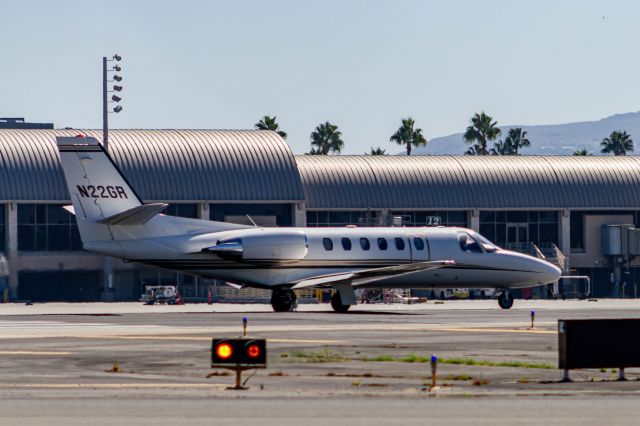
[532,258,562,284]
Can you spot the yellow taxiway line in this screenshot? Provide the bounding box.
[2,383,228,389]
[0,350,73,356]
[79,335,347,344]
[428,327,555,335]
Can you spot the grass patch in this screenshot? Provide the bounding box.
[447,374,472,381]
[518,376,530,384]
[288,348,349,363]
[362,355,395,362]
[359,353,554,369]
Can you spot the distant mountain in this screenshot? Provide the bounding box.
[413,112,640,155]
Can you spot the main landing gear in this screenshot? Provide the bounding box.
[497,290,514,309]
[330,291,351,313]
[270,288,297,312]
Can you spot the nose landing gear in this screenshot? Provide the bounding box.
[497,291,514,309]
[270,288,297,312]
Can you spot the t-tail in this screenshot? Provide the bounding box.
[56,136,247,252]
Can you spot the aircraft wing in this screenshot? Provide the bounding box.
[290,260,455,290]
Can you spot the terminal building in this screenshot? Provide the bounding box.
[1,129,640,301]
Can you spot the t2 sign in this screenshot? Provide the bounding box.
[426,216,441,226]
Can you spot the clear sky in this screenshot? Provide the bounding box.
[1,0,639,154]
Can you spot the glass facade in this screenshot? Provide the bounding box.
[306,211,375,227]
[479,210,558,247]
[390,211,468,227]
[0,204,5,252]
[164,203,198,219]
[18,204,82,251]
[210,204,292,227]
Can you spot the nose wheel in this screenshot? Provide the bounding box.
[271,288,297,312]
[498,291,514,309]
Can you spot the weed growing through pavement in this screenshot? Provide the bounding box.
[447,374,472,381]
[287,348,349,363]
[472,375,490,386]
[359,353,554,369]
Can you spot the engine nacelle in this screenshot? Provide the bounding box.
[207,230,308,263]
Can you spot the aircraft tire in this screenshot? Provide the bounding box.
[271,289,296,312]
[498,292,514,309]
[330,292,351,313]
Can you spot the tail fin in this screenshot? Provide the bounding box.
[57,136,148,242]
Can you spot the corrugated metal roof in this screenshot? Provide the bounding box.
[295,155,640,209]
[0,129,304,202]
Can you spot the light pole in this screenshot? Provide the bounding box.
[102,54,123,151]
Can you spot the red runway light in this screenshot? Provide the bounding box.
[216,343,233,360]
[246,344,261,359]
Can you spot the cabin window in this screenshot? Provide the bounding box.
[323,238,333,251]
[458,233,482,253]
[413,238,424,250]
[395,237,405,250]
[377,238,388,250]
[341,238,352,251]
[360,238,370,250]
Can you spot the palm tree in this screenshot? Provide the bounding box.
[600,130,634,155]
[490,140,512,155]
[504,128,530,154]
[573,148,591,156]
[310,122,344,155]
[389,117,427,156]
[465,144,483,155]
[490,128,531,155]
[254,115,287,139]
[367,147,387,155]
[463,112,501,155]
[306,147,323,155]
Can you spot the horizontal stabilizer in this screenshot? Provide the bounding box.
[290,260,455,289]
[63,205,75,215]
[100,203,168,225]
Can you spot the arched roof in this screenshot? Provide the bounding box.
[0,129,304,202]
[295,155,640,209]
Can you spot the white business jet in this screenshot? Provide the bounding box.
[56,136,561,312]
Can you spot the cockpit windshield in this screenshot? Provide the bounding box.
[458,233,483,253]
[470,232,499,253]
[458,232,499,253]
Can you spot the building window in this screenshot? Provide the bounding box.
[210,204,292,227]
[390,211,468,227]
[570,211,585,252]
[479,210,558,247]
[0,204,5,252]
[306,210,376,227]
[360,238,370,250]
[323,238,333,251]
[164,203,198,218]
[18,204,82,252]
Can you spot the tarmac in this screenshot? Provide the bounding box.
[0,299,639,425]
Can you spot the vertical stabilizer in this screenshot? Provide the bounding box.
[57,136,142,242]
